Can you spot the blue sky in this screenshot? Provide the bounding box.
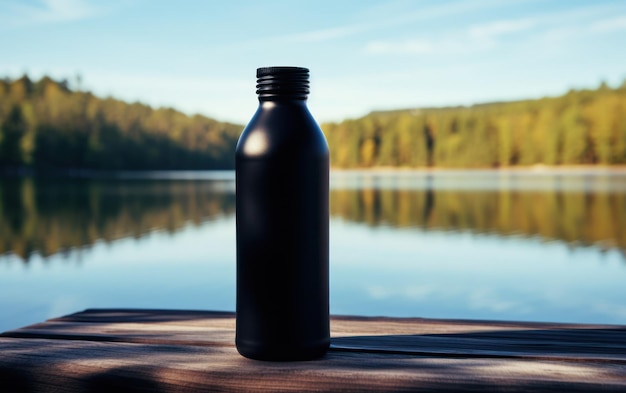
[1,0,626,124]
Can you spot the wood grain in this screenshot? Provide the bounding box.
[1,309,625,392]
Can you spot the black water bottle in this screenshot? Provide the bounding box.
[235,67,330,361]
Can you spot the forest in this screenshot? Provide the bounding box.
[0,75,241,170]
[1,75,626,170]
[324,80,626,168]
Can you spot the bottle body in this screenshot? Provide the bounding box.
[235,69,330,361]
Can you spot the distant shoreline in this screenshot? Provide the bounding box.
[331,165,626,174]
[3,164,626,179]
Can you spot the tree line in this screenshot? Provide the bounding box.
[323,81,626,168]
[1,75,626,170]
[0,75,241,170]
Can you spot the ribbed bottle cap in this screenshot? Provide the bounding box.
[256,66,310,99]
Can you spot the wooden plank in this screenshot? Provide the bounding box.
[6,310,626,361]
[1,309,625,392]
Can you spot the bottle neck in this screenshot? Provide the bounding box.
[258,97,308,104]
[258,96,308,102]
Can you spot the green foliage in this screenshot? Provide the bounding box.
[0,75,241,170]
[560,104,588,164]
[323,81,626,168]
[0,105,28,166]
[2,75,625,170]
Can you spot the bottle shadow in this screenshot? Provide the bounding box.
[330,326,626,362]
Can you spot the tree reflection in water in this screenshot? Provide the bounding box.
[330,187,625,252]
[0,177,235,261]
[1,172,625,262]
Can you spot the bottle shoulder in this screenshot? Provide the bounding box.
[236,102,329,159]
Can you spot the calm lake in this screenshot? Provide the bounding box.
[1,169,625,332]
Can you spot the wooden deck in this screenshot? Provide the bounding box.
[1,309,625,392]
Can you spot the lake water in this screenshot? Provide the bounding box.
[1,169,625,332]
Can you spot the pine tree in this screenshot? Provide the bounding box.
[0,105,28,166]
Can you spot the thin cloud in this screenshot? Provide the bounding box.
[365,3,626,56]
[589,15,626,33]
[278,0,529,44]
[366,39,434,55]
[366,16,538,55]
[284,25,368,43]
[539,14,626,43]
[468,17,538,39]
[364,17,534,56]
[0,0,110,28]
[365,36,494,55]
